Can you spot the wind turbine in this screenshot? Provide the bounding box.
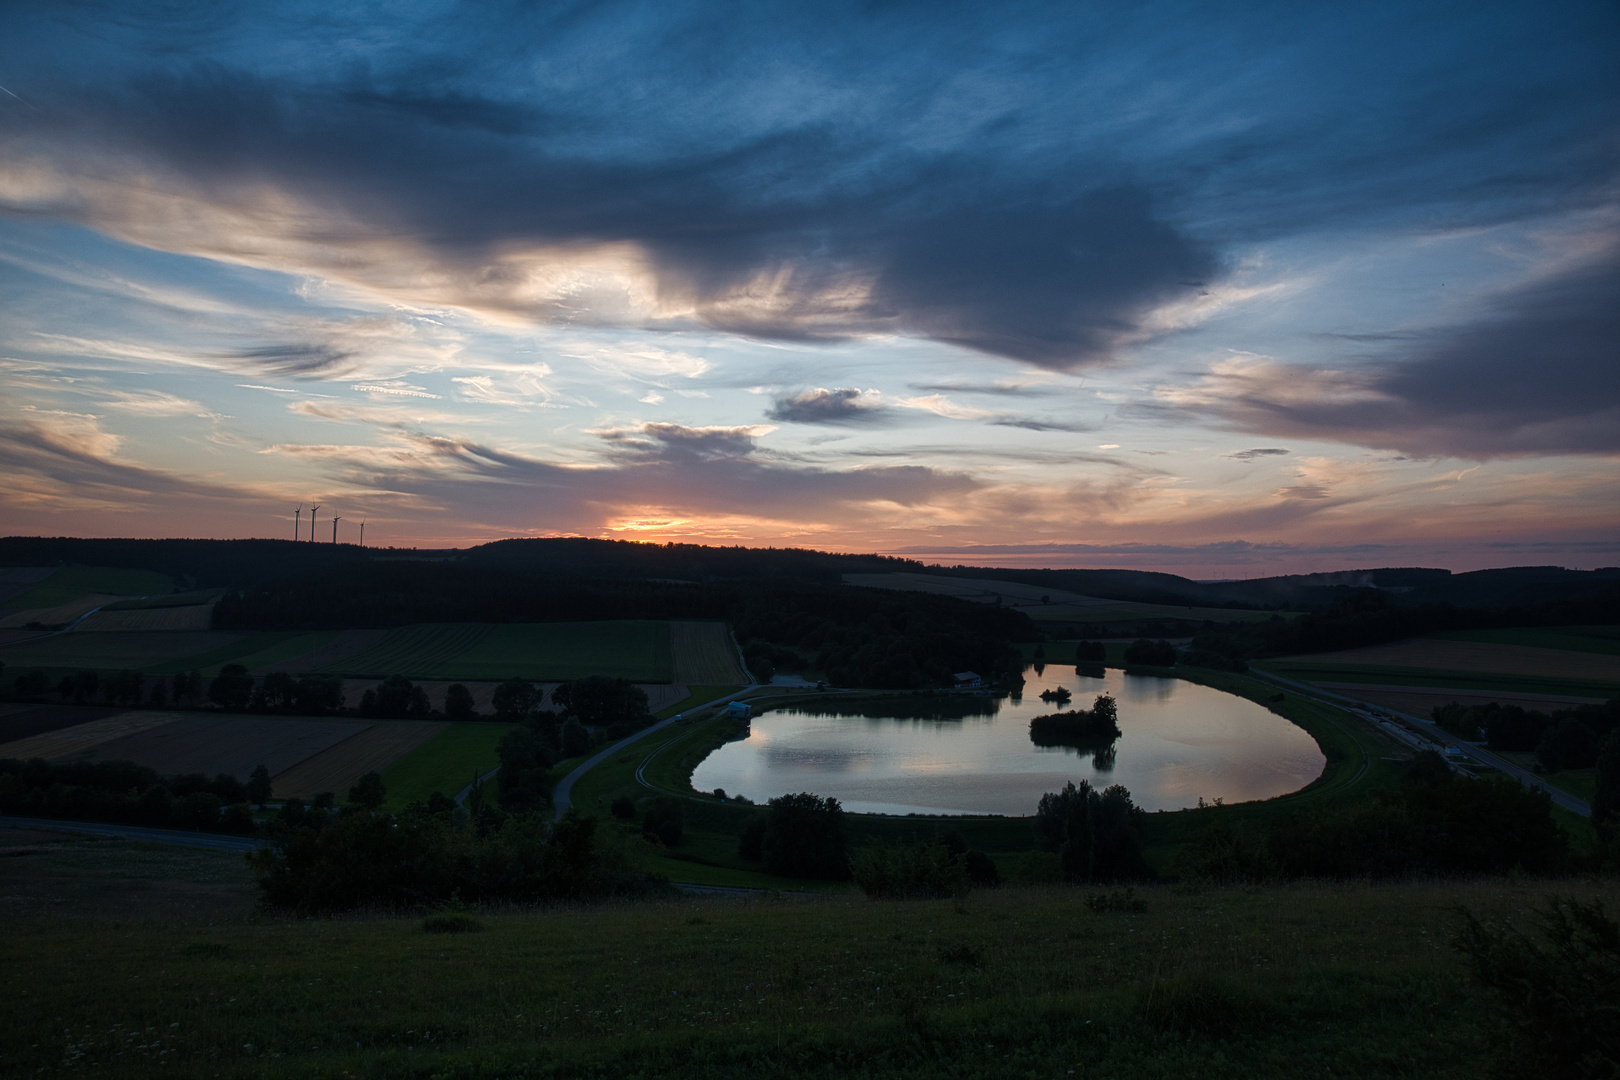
[358,519,365,548]
[309,504,320,542]
[294,504,302,541]
[331,515,341,544]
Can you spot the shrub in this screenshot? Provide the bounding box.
[762,792,849,880]
[738,815,766,861]
[610,795,636,820]
[851,842,965,899]
[348,771,386,810]
[1452,896,1620,1078]
[641,797,684,846]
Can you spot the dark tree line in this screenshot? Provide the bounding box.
[1178,752,1570,883]
[0,757,256,834]
[1434,698,1620,772]
[1189,587,1620,663]
[1033,780,1152,884]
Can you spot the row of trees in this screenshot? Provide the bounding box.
[1433,698,1620,773]
[1178,752,1570,882]
[0,757,258,834]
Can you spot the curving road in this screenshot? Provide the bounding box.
[551,687,757,818]
[1251,669,1592,817]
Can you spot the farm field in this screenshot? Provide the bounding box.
[100,589,222,611]
[1430,625,1620,656]
[270,720,446,800]
[79,715,372,779]
[1317,683,1608,717]
[144,631,302,675]
[320,620,676,681]
[1,564,173,611]
[670,620,749,683]
[0,710,209,761]
[0,593,127,629]
[0,566,55,606]
[843,571,1279,624]
[312,623,495,677]
[380,721,516,808]
[1262,661,1620,700]
[0,630,251,674]
[245,628,382,675]
[77,603,217,632]
[0,704,124,747]
[1273,636,1620,682]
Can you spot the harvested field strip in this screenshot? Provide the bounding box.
[273,720,446,801]
[246,628,382,675]
[1274,637,1620,681]
[316,623,495,677]
[144,631,296,675]
[0,711,194,761]
[0,567,55,606]
[78,603,217,632]
[81,715,372,780]
[1430,625,1620,656]
[433,620,672,681]
[1318,684,1608,717]
[1265,662,1620,698]
[4,565,173,610]
[380,722,514,808]
[101,589,222,611]
[0,630,248,673]
[0,594,123,630]
[0,705,124,747]
[671,620,748,684]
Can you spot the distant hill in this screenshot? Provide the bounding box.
[1,534,1614,613]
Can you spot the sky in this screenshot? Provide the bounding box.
[0,0,1616,578]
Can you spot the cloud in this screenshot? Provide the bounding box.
[767,387,888,424]
[1229,447,1290,460]
[1155,250,1620,457]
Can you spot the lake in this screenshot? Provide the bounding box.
[690,664,1325,815]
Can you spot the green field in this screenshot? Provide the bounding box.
[4,564,174,609]
[381,722,517,809]
[222,630,343,673]
[3,832,1610,1080]
[1430,625,1620,656]
[1259,660,1620,699]
[143,632,305,676]
[0,629,283,677]
[321,620,675,681]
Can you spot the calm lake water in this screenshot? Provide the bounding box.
[691,664,1325,815]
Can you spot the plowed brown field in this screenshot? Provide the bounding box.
[0,711,201,761]
[79,715,370,779]
[270,720,446,799]
[1275,638,1620,681]
[0,594,122,629]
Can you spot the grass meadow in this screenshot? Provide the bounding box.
[2,835,1609,1080]
[381,721,518,808]
[5,565,174,610]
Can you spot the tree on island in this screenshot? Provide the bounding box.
[1029,693,1121,748]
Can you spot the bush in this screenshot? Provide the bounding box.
[851,842,965,899]
[1452,896,1620,1078]
[610,794,637,819]
[738,815,766,861]
[641,797,684,846]
[496,728,554,813]
[762,792,849,880]
[348,771,386,809]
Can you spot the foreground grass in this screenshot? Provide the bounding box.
[4,873,1611,1079]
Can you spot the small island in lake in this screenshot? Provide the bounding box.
[1038,685,1072,704]
[1029,693,1122,748]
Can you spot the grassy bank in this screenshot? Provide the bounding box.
[3,850,1611,1079]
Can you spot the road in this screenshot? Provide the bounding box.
[0,815,266,852]
[1251,669,1592,817]
[551,686,757,817]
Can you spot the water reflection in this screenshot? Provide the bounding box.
[691,664,1325,816]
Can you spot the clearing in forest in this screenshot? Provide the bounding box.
[670,621,749,684]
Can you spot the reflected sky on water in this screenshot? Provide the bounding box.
[691,665,1325,816]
